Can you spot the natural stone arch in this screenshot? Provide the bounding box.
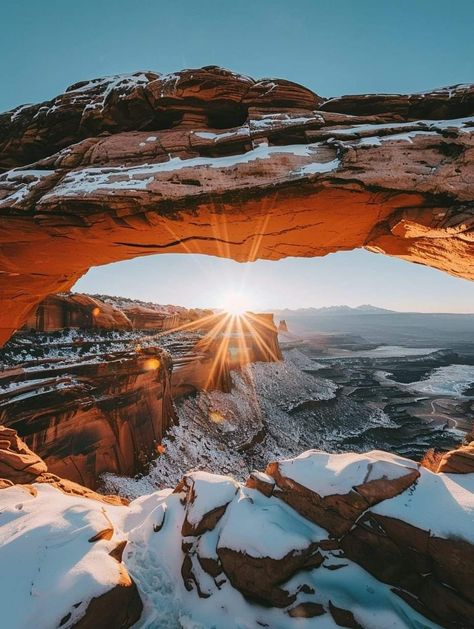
[0,67,472,344]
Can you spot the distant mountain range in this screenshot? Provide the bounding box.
[274,305,395,316]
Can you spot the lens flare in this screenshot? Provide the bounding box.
[220,290,251,316]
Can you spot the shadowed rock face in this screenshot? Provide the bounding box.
[0,347,176,488]
[23,293,132,331]
[0,66,472,344]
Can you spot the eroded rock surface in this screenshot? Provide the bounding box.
[23,293,132,332]
[0,347,176,488]
[0,67,472,344]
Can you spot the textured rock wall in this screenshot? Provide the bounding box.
[0,347,176,488]
[22,293,132,331]
[0,67,472,345]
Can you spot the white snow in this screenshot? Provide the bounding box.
[372,466,474,543]
[276,449,418,497]
[293,157,340,175]
[194,127,249,141]
[217,486,326,558]
[41,142,336,198]
[405,364,474,398]
[0,450,460,628]
[180,471,238,526]
[0,168,55,207]
[0,484,127,629]
[325,345,441,359]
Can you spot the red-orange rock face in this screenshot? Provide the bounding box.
[0,347,176,488]
[0,67,472,345]
[23,293,132,331]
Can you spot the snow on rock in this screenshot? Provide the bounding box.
[217,486,325,559]
[2,445,470,627]
[274,449,419,498]
[371,465,474,544]
[266,450,420,537]
[177,471,239,536]
[0,483,141,629]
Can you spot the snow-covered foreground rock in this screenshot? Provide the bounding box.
[1,430,473,628]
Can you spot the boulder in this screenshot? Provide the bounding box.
[267,450,419,536]
[176,471,238,537]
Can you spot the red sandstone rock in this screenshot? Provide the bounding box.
[245,470,275,496]
[217,546,319,607]
[266,451,420,537]
[287,602,326,618]
[436,440,474,474]
[278,319,288,333]
[328,601,363,628]
[72,566,143,629]
[177,471,238,537]
[0,425,47,482]
[23,293,132,331]
[0,68,472,345]
[121,304,179,330]
[0,347,176,488]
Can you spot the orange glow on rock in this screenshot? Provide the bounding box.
[156,443,166,455]
[92,307,101,317]
[209,410,225,423]
[144,357,161,371]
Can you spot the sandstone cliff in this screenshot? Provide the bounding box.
[23,293,132,332]
[0,67,472,345]
[0,346,176,488]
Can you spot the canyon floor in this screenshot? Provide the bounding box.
[102,322,473,499]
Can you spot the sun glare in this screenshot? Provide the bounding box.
[220,290,251,316]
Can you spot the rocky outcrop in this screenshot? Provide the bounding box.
[435,440,474,474]
[0,424,47,483]
[278,319,288,333]
[0,347,176,488]
[0,67,472,345]
[266,450,420,537]
[0,438,473,628]
[23,293,132,332]
[148,449,474,628]
[121,305,179,330]
[196,311,282,368]
[0,478,141,627]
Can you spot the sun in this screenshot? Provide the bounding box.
[219,290,251,316]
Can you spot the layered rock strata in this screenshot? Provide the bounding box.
[0,307,284,488]
[0,346,176,488]
[0,68,472,344]
[22,293,132,332]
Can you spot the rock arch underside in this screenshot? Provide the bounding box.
[0,66,473,345]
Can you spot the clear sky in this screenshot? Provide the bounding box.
[3,0,474,312]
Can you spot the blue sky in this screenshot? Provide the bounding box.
[2,0,473,311]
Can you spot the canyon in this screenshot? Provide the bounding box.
[0,292,282,487]
[0,67,473,629]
